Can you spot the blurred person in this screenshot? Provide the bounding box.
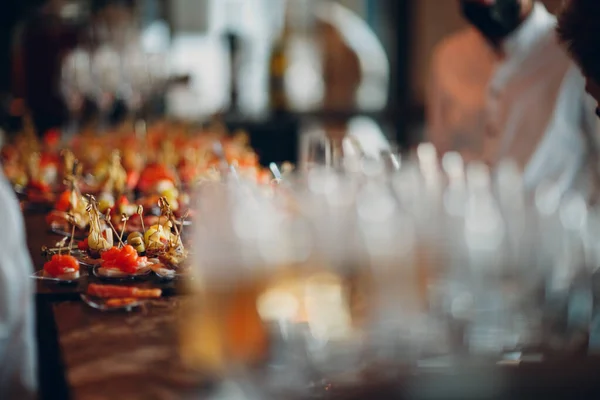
[300,1,391,162]
[558,0,600,115]
[427,0,598,196]
[314,1,389,112]
[0,167,37,399]
[317,17,362,113]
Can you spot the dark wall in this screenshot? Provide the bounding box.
[0,0,25,94]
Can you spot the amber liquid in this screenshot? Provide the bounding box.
[178,263,374,376]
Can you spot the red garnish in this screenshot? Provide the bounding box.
[43,254,80,277]
[28,180,51,193]
[78,238,89,251]
[43,129,61,148]
[137,163,177,193]
[117,195,129,207]
[87,283,161,298]
[55,190,72,212]
[259,169,272,185]
[39,153,59,168]
[100,245,147,274]
[178,162,197,184]
[126,170,139,190]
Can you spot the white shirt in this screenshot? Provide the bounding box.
[427,2,599,198]
[0,172,37,399]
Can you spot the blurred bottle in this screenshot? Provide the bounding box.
[225,32,242,115]
[268,6,292,115]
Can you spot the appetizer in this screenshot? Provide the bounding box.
[94,208,154,278]
[25,153,54,203]
[80,196,114,259]
[105,298,139,308]
[46,156,89,234]
[137,162,178,196]
[42,217,81,280]
[43,254,80,280]
[87,283,162,298]
[95,150,128,195]
[96,245,153,278]
[150,199,190,277]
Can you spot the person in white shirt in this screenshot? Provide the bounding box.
[558,0,600,114]
[0,169,37,399]
[427,0,599,198]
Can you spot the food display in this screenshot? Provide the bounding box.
[43,253,81,281]
[41,216,82,282]
[95,245,154,278]
[4,121,279,240]
[74,193,190,279]
[17,119,295,327]
[81,284,162,311]
[78,196,113,261]
[46,151,90,236]
[87,283,162,299]
[15,119,284,291]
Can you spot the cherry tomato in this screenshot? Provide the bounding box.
[137,163,177,193]
[100,245,141,274]
[43,254,80,276]
[29,180,51,193]
[126,171,139,190]
[101,247,121,262]
[78,238,89,251]
[55,191,72,212]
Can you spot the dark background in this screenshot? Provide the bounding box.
[0,1,564,153]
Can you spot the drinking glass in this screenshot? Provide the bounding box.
[61,48,92,141]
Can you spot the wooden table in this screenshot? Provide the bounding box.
[53,299,205,400]
[26,213,204,400]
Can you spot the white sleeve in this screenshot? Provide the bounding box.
[0,178,37,399]
[579,92,600,204]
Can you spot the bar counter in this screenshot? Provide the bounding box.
[25,212,600,400]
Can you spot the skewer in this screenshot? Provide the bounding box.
[42,246,73,256]
[137,205,145,234]
[56,237,68,255]
[172,210,189,248]
[119,214,129,243]
[67,213,76,255]
[105,208,125,247]
[157,198,165,228]
[160,196,181,247]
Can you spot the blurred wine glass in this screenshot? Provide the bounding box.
[90,43,121,131]
[119,45,149,122]
[61,47,92,140]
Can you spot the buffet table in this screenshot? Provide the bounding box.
[26,213,208,400]
[25,212,600,400]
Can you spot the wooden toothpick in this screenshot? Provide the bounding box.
[119,214,129,243]
[137,205,145,234]
[56,237,68,255]
[104,209,124,247]
[67,213,76,255]
[175,209,189,247]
